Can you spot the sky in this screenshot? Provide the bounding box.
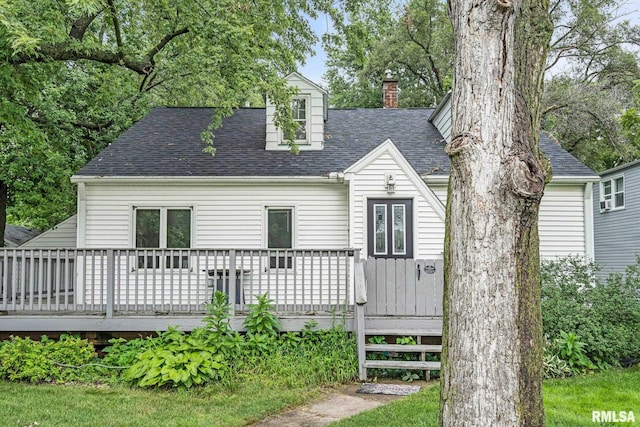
[298,12,332,86]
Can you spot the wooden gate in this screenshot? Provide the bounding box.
[363,258,444,316]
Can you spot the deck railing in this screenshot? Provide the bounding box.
[0,248,357,316]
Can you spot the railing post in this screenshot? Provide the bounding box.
[106,249,115,318]
[355,261,368,381]
[228,249,236,307]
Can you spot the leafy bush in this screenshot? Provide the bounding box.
[124,326,229,389]
[0,335,98,383]
[243,293,282,336]
[541,256,640,368]
[543,352,572,379]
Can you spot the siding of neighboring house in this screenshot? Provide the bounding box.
[428,182,590,259]
[594,162,640,278]
[19,215,78,248]
[349,149,446,259]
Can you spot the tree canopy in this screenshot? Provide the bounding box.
[324,0,640,171]
[1,0,324,243]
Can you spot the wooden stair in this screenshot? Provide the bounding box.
[359,329,442,381]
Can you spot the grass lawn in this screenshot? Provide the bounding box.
[0,379,322,427]
[331,367,640,426]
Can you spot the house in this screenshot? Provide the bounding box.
[0,72,598,334]
[593,160,640,278]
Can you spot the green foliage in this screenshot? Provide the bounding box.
[124,326,229,389]
[101,336,161,369]
[541,256,640,368]
[1,0,326,230]
[243,293,282,337]
[553,331,596,374]
[0,335,97,383]
[542,352,572,379]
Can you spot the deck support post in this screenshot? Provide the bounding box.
[354,261,367,381]
[106,249,115,318]
[228,250,236,308]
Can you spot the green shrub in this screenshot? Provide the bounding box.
[243,293,282,336]
[124,326,229,389]
[0,335,98,383]
[541,256,640,368]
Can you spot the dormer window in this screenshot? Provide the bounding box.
[290,96,309,143]
[265,72,326,151]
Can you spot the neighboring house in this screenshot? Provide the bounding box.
[593,160,640,278]
[3,225,41,247]
[18,215,77,249]
[0,72,598,333]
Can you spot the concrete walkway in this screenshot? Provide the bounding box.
[252,381,427,427]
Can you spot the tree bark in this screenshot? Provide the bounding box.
[439,0,552,426]
[0,180,7,248]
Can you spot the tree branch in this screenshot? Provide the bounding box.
[145,27,189,64]
[106,0,124,49]
[69,11,102,41]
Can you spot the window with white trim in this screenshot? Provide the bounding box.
[267,207,293,268]
[600,175,624,211]
[282,97,309,144]
[134,207,192,268]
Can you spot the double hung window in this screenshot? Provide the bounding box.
[134,207,192,268]
[267,208,293,268]
[600,176,624,211]
[285,97,309,143]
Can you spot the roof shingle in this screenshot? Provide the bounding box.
[75,107,596,178]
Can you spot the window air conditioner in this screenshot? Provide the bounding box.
[600,200,612,211]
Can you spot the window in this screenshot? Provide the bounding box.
[283,97,309,143]
[134,207,192,268]
[267,208,293,268]
[600,176,624,211]
[367,199,413,258]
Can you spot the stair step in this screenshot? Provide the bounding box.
[365,344,442,353]
[363,360,441,370]
[364,328,442,337]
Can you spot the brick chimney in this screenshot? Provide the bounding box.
[382,77,399,108]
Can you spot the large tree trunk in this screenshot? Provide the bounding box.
[439,0,552,426]
[0,180,6,247]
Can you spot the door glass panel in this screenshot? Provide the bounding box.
[374,204,387,255]
[392,204,406,255]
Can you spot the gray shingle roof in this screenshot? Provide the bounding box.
[75,107,596,178]
[4,225,41,247]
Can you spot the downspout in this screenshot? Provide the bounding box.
[583,182,595,260]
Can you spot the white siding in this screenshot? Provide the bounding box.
[351,152,445,258]
[81,183,348,249]
[539,185,587,258]
[20,215,78,248]
[266,73,326,151]
[428,183,588,259]
[79,182,349,307]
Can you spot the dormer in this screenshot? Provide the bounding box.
[266,72,327,151]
